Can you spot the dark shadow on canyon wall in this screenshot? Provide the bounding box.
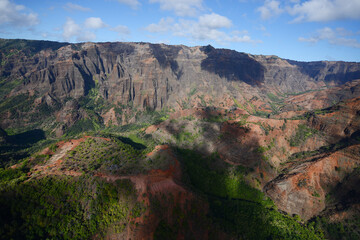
[325,71,360,85]
[7,129,46,145]
[160,106,265,169]
[200,45,265,86]
[148,43,183,79]
[117,136,146,150]
[289,60,360,85]
[0,129,46,167]
[327,167,360,210]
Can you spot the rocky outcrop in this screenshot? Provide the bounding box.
[265,144,360,220]
[264,97,360,220]
[283,80,360,111]
[1,39,360,113]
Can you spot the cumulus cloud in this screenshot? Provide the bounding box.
[0,0,39,27]
[198,13,232,28]
[299,27,360,48]
[149,0,203,17]
[63,18,81,41]
[110,25,130,35]
[62,18,96,42]
[257,0,283,20]
[84,17,107,29]
[257,0,360,22]
[117,0,140,9]
[289,0,360,22]
[63,17,130,42]
[145,17,174,33]
[146,13,260,44]
[64,2,91,12]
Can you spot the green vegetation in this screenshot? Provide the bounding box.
[311,217,360,240]
[267,92,282,102]
[178,148,264,202]
[267,92,286,114]
[209,198,324,240]
[0,39,67,56]
[0,93,35,114]
[286,89,320,96]
[175,131,198,144]
[232,97,246,109]
[198,94,207,106]
[60,134,160,175]
[0,167,27,190]
[134,109,169,125]
[78,80,112,114]
[0,128,52,167]
[289,124,318,147]
[289,108,335,121]
[253,110,270,118]
[189,87,197,97]
[177,148,324,239]
[0,174,139,239]
[63,137,151,174]
[0,78,22,99]
[288,138,352,161]
[106,123,150,133]
[65,119,102,137]
[312,191,321,198]
[205,114,226,123]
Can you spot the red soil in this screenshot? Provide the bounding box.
[95,145,195,240]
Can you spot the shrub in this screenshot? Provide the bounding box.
[289,124,318,147]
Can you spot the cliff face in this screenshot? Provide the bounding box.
[2,39,360,112]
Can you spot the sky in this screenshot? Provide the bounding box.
[0,0,359,62]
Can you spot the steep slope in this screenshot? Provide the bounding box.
[265,97,360,220]
[1,39,360,133]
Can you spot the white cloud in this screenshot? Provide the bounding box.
[257,0,283,20]
[198,13,232,28]
[110,25,130,35]
[84,17,107,29]
[298,36,318,43]
[0,0,39,27]
[62,18,81,41]
[64,2,91,12]
[63,17,130,42]
[62,18,96,42]
[149,0,203,17]
[117,0,140,9]
[299,27,360,48]
[288,0,360,22]
[145,17,174,33]
[257,0,360,22]
[146,14,260,44]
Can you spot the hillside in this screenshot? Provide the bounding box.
[0,39,360,239]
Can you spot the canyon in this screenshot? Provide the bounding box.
[0,38,360,239]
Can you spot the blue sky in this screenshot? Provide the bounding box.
[0,0,359,62]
